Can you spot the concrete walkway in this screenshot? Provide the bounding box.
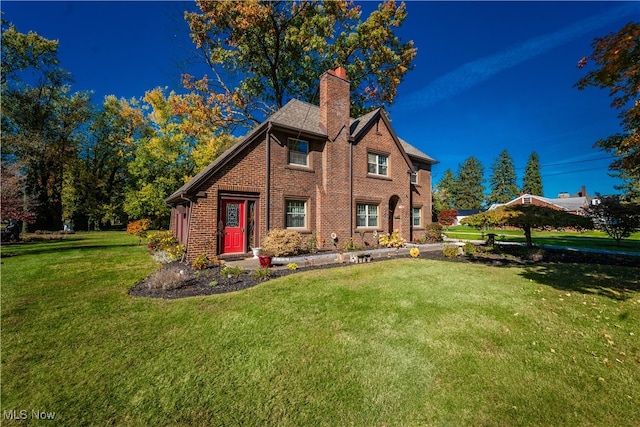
[225,243,444,271]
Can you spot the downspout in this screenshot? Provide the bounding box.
[265,123,272,233]
[179,194,193,263]
[349,138,353,238]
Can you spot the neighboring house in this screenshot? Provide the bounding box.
[166,67,437,261]
[490,186,598,215]
[455,209,484,225]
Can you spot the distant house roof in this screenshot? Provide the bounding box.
[166,99,437,204]
[492,194,591,213]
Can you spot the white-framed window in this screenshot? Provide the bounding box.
[286,200,306,228]
[288,138,308,166]
[356,203,378,228]
[367,153,388,176]
[412,207,422,227]
[523,197,532,204]
[410,165,418,184]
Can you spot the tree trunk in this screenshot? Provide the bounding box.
[524,226,533,247]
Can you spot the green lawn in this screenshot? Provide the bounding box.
[2,232,639,426]
[444,225,640,253]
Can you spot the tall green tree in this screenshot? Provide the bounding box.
[487,149,518,205]
[576,22,640,197]
[62,96,143,230]
[181,0,417,130]
[433,168,457,212]
[521,151,543,196]
[1,20,91,230]
[455,157,485,210]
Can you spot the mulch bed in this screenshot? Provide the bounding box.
[128,245,639,299]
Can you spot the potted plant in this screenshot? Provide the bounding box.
[258,249,273,268]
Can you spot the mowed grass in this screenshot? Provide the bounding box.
[1,232,639,426]
[444,226,640,253]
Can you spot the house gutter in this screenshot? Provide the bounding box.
[349,136,354,238]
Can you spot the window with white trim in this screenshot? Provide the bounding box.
[523,197,532,204]
[356,203,378,228]
[286,200,306,228]
[367,153,388,176]
[410,165,418,184]
[288,138,308,166]
[412,207,422,227]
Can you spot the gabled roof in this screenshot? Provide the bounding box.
[497,194,589,213]
[166,99,436,204]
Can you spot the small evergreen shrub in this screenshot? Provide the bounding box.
[261,229,303,257]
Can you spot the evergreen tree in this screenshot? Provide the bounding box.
[488,149,518,205]
[455,157,485,210]
[434,168,457,212]
[522,152,543,196]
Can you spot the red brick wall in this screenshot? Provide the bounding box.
[184,136,267,261]
[351,118,413,247]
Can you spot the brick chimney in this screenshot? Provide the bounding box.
[319,67,350,142]
[318,67,352,249]
[580,185,586,197]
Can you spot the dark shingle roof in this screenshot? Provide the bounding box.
[166,100,437,204]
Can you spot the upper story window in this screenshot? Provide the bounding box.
[288,138,309,166]
[523,197,532,204]
[410,165,418,184]
[368,153,388,176]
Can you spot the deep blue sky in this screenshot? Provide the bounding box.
[3,1,639,199]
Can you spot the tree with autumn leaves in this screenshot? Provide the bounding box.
[180,0,417,130]
[2,3,416,230]
[577,22,640,200]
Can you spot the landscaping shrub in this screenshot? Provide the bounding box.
[145,267,187,291]
[220,266,244,278]
[127,219,151,243]
[304,231,318,254]
[147,230,184,262]
[443,245,460,258]
[423,223,443,243]
[251,268,272,281]
[463,242,476,256]
[287,263,298,270]
[342,237,362,252]
[410,247,420,258]
[192,254,209,270]
[378,230,406,248]
[261,229,303,257]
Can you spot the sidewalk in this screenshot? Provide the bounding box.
[225,243,444,271]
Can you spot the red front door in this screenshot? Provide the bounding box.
[222,200,245,254]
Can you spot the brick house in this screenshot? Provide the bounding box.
[491,186,597,215]
[166,67,437,261]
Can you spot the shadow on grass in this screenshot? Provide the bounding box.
[0,238,140,258]
[519,263,639,301]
